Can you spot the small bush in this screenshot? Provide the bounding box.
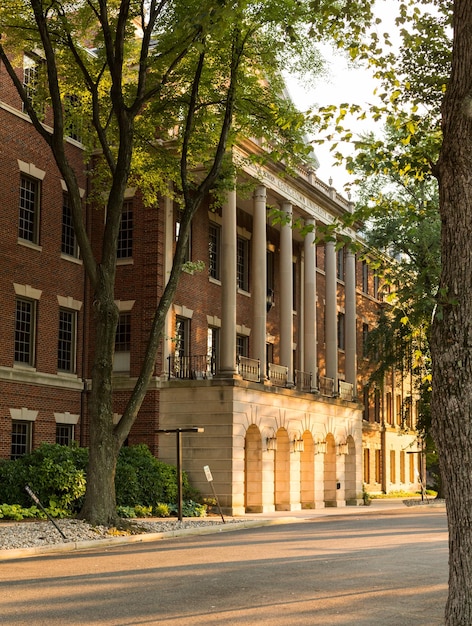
[115,444,199,508]
[0,443,87,513]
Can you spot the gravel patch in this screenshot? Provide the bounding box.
[0,517,237,551]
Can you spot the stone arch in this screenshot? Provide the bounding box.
[324,433,337,506]
[345,435,357,504]
[300,430,315,508]
[245,424,263,513]
[274,427,290,511]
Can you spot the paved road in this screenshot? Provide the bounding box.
[1,506,448,625]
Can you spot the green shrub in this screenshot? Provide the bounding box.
[115,444,199,507]
[0,442,200,517]
[0,443,87,513]
[169,500,207,518]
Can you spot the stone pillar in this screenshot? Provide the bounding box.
[280,202,293,385]
[325,240,338,385]
[252,185,267,379]
[303,218,317,385]
[220,187,237,376]
[163,188,174,378]
[345,249,357,390]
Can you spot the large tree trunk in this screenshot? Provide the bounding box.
[79,271,121,526]
[431,2,472,623]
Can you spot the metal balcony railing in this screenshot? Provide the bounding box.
[167,355,215,380]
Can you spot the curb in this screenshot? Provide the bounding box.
[0,517,293,561]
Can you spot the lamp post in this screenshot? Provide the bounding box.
[156,427,204,521]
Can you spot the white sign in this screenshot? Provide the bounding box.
[203,465,213,482]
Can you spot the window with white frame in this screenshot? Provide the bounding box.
[237,236,249,291]
[236,334,249,358]
[61,194,79,258]
[23,54,44,115]
[64,94,82,142]
[19,175,40,244]
[117,201,133,259]
[11,421,32,459]
[56,423,74,446]
[14,298,36,366]
[114,312,131,372]
[57,308,77,373]
[208,222,221,280]
[207,327,219,374]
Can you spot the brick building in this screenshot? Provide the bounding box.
[0,55,420,513]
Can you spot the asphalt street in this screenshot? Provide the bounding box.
[1,504,448,625]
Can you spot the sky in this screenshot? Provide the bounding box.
[284,1,395,195]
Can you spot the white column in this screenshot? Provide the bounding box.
[325,240,338,385]
[163,188,174,378]
[252,185,267,379]
[303,218,317,386]
[220,187,237,376]
[345,249,357,389]
[280,202,293,385]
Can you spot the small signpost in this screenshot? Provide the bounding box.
[203,465,225,523]
[25,485,67,540]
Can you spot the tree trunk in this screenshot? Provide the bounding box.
[431,2,472,622]
[79,271,120,526]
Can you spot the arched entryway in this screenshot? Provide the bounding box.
[324,433,337,506]
[274,428,290,510]
[345,435,357,504]
[300,431,315,508]
[244,424,263,513]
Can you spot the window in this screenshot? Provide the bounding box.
[175,316,189,358]
[396,394,402,425]
[362,323,369,357]
[337,247,345,280]
[23,54,44,115]
[386,392,393,425]
[374,389,381,423]
[409,454,415,483]
[292,261,297,311]
[400,451,406,483]
[64,95,82,142]
[390,450,396,483]
[57,309,77,373]
[373,274,380,299]
[337,312,345,350]
[11,421,32,459]
[363,448,370,483]
[61,194,78,257]
[114,313,131,372]
[363,386,370,422]
[375,449,382,483]
[208,222,221,280]
[236,334,249,358]
[175,207,190,263]
[362,260,369,294]
[56,423,74,446]
[19,175,40,244]
[117,202,133,259]
[237,236,249,291]
[14,298,36,366]
[207,327,219,374]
